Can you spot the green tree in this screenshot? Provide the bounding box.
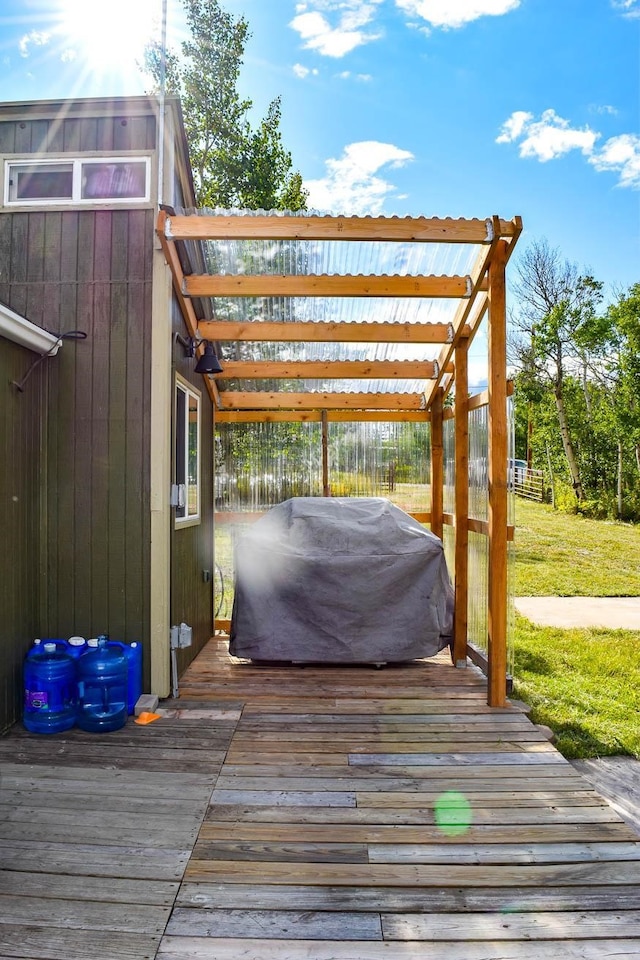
[603,284,640,472]
[513,283,640,519]
[511,239,604,501]
[145,0,307,211]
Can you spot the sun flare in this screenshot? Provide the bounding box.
[56,0,159,72]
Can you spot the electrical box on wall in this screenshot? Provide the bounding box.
[170,622,192,649]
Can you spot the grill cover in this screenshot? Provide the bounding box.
[229,497,454,663]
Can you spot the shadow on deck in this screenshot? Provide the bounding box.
[1,638,640,959]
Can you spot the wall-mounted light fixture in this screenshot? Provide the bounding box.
[175,333,196,358]
[175,332,223,375]
[10,330,87,392]
[194,341,223,375]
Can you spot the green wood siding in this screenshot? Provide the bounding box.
[0,340,46,734]
[0,112,156,156]
[0,207,155,719]
[171,343,215,676]
[0,99,204,729]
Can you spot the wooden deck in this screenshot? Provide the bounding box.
[2,639,640,958]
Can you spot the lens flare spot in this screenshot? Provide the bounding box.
[434,790,473,836]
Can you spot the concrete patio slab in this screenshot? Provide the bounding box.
[515,596,640,630]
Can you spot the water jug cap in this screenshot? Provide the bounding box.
[33,638,42,645]
[87,638,99,647]
[43,642,56,653]
[68,636,86,646]
[130,642,138,648]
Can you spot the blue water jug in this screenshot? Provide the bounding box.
[66,636,87,658]
[124,642,143,714]
[106,641,143,714]
[23,642,76,734]
[27,638,69,658]
[76,638,128,733]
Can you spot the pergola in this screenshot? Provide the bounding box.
[157,211,522,707]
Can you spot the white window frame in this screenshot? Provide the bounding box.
[174,376,201,528]
[3,155,151,207]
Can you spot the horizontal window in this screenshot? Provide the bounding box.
[4,156,151,206]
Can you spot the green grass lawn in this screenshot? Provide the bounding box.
[512,499,640,759]
[514,498,640,596]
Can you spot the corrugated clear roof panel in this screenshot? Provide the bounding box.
[213,295,458,340]
[182,211,486,397]
[201,237,479,280]
[219,378,429,394]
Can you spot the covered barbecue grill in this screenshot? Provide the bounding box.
[230,497,454,664]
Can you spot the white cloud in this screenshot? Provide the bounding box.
[337,70,373,81]
[293,63,318,78]
[395,0,520,29]
[496,111,532,143]
[496,109,599,161]
[290,1,384,57]
[19,31,51,57]
[611,0,640,17]
[589,103,619,116]
[590,134,640,189]
[497,108,640,189]
[305,141,415,215]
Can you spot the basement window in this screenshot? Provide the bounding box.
[4,156,151,206]
[174,378,201,526]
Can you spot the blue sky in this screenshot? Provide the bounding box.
[2,0,639,306]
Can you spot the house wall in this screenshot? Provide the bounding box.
[0,340,46,733]
[0,97,210,729]
[170,334,215,678]
[0,206,155,699]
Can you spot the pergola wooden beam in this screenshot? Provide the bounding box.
[217,359,440,379]
[218,391,426,410]
[198,320,453,344]
[155,210,221,408]
[184,274,477,299]
[424,216,522,407]
[164,214,520,244]
[215,409,430,423]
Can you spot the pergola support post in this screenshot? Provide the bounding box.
[487,240,509,707]
[430,387,444,541]
[453,338,469,667]
[321,410,330,497]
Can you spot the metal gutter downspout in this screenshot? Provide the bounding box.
[0,302,62,355]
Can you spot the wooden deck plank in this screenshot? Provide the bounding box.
[0,840,191,880]
[381,910,640,940]
[156,936,640,958]
[0,925,159,960]
[176,880,640,912]
[210,778,606,801]
[0,895,169,934]
[199,804,626,826]
[184,858,640,885]
[0,707,236,958]
[166,908,382,939]
[199,821,637,844]
[0,872,178,906]
[3,636,640,956]
[192,840,369,863]
[215,765,590,788]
